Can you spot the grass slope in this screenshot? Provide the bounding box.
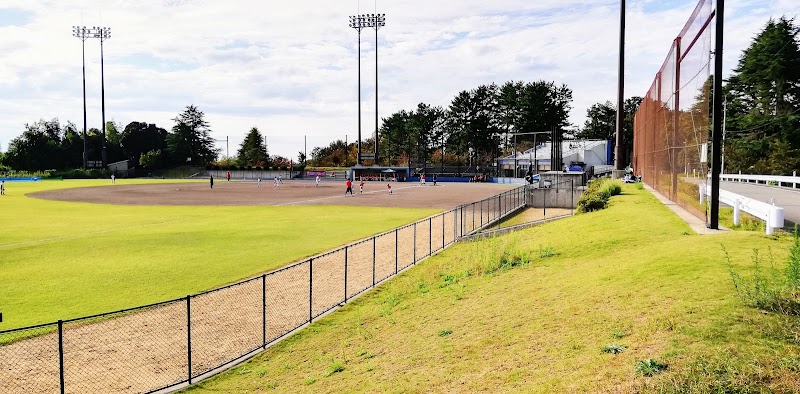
[0,180,436,330]
[185,184,800,393]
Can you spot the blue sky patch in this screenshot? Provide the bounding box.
[0,8,33,27]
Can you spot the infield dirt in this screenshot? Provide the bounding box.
[29,180,518,209]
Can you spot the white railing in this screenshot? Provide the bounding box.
[701,183,785,235]
[594,165,614,176]
[718,172,800,189]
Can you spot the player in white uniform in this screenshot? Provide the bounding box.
[274,177,280,188]
[316,175,321,187]
[257,177,261,188]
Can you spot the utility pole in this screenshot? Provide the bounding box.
[614,0,626,171]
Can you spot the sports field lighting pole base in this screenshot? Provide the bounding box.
[72,26,91,170]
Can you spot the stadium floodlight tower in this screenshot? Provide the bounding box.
[91,26,111,167]
[349,15,368,165]
[72,25,92,170]
[370,13,386,164]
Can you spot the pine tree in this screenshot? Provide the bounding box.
[236,127,269,168]
[166,105,219,165]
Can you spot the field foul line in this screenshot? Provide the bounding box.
[275,185,426,206]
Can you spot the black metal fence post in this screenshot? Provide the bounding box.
[498,195,502,217]
[394,229,398,274]
[442,213,445,249]
[308,259,313,323]
[413,223,417,263]
[262,274,266,348]
[460,206,463,238]
[472,203,475,232]
[186,295,192,384]
[58,320,64,394]
[455,207,459,240]
[480,198,483,226]
[344,247,348,302]
[428,217,432,256]
[571,180,575,215]
[372,237,376,286]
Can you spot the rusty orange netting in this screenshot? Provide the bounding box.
[633,0,716,222]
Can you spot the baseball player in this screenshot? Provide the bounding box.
[345,178,353,196]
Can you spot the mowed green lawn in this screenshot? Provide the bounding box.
[185,185,800,393]
[0,180,437,330]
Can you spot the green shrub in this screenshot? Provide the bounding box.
[726,234,800,316]
[635,358,667,376]
[325,360,345,377]
[601,344,627,354]
[52,168,111,179]
[788,225,800,289]
[576,193,608,213]
[576,178,623,214]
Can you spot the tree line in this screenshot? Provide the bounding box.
[723,17,800,175]
[311,80,574,170]
[0,105,294,173]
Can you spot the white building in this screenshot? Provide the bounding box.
[497,139,611,177]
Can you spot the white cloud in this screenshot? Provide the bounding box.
[0,0,796,157]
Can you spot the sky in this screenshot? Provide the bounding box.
[0,0,796,160]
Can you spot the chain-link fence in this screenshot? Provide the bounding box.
[0,186,527,394]
[633,0,715,222]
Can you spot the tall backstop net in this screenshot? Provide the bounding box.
[633,0,715,222]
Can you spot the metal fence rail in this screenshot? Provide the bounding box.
[0,186,527,394]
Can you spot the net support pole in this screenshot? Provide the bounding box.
[710,0,724,229]
[672,37,681,201]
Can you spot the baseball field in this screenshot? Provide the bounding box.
[0,178,516,331]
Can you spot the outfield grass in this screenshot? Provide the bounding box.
[0,180,437,330]
[184,184,800,393]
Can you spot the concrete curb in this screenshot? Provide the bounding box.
[642,184,727,235]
